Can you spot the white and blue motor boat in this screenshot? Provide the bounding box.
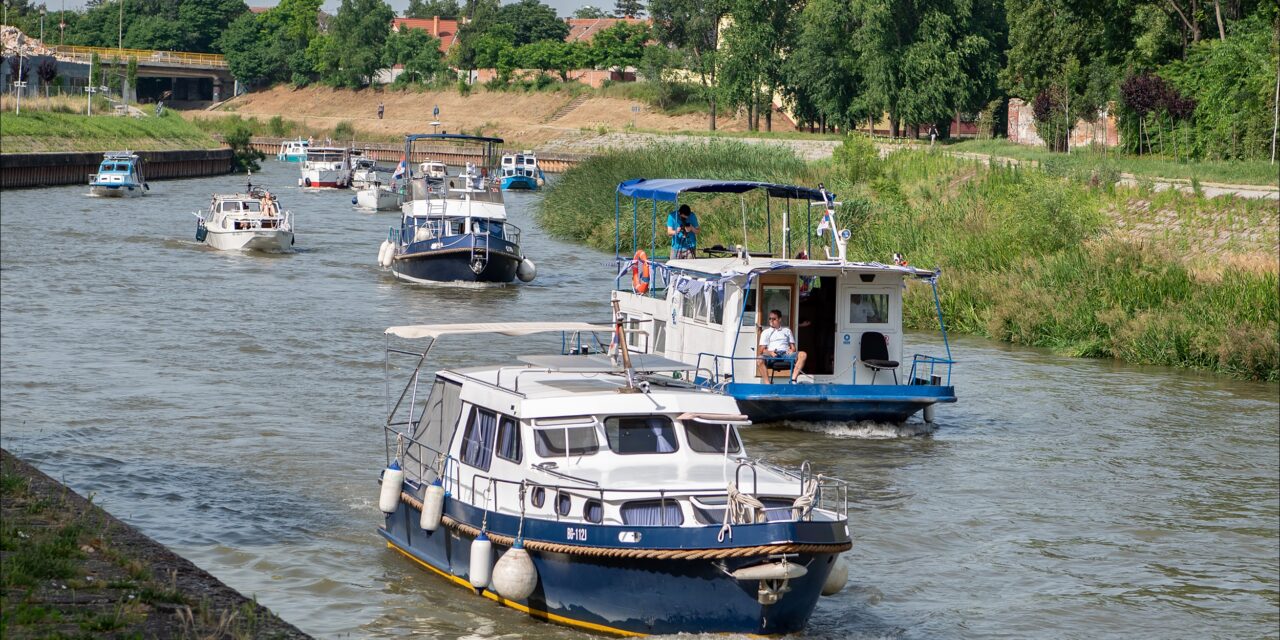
[499,151,544,191]
[376,321,852,636]
[89,151,148,197]
[277,138,309,162]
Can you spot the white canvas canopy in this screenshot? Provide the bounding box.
[385,322,614,340]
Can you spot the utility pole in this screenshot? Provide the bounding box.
[118,0,123,51]
[39,8,45,42]
[14,34,25,114]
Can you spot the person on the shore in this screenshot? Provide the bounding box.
[757,309,807,383]
[377,102,385,120]
[666,203,699,259]
[928,124,938,147]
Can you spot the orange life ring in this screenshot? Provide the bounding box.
[631,250,651,294]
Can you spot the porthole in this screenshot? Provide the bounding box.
[556,491,572,517]
[530,486,545,508]
[584,499,603,524]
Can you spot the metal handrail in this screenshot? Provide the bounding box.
[906,353,955,386]
[53,45,228,68]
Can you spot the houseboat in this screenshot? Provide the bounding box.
[299,147,350,188]
[499,151,545,191]
[609,178,956,424]
[277,138,309,162]
[376,321,852,636]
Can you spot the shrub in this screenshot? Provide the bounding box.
[333,120,355,140]
[268,115,287,137]
[224,123,264,173]
[831,135,881,185]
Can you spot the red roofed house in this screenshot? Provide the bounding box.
[564,17,647,44]
[391,17,460,54]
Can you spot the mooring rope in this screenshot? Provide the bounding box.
[399,492,850,560]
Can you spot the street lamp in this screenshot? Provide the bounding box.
[39,8,45,42]
[14,34,26,114]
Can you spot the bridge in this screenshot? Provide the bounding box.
[50,44,234,102]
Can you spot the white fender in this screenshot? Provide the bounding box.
[419,479,444,531]
[378,460,403,514]
[821,555,848,596]
[492,540,538,601]
[923,403,936,423]
[378,240,393,267]
[516,258,536,283]
[469,533,492,589]
[731,561,808,581]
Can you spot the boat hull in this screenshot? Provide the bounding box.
[356,188,402,211]
[501,175,539,191]
[90,184,146,197]
[299,169,346,188]
[391,243,521,284]
[722,381,957,423]
[278,154,306,162]
[380,496,843,636]
[203,228,294,252]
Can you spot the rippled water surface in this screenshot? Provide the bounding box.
[2,162,1277,639]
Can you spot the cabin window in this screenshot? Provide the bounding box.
[244,201,261,212]
[621,499,683,526]
[740,285,756,326]
[848,293,889,324]
[556,491,572,516]
[652,319,667,352]
[495,415,521,463]
[460,407,498,471]
[533,426,599,457]
[685,422,742,454]
[530,486,545,508]
[604,416,678,455]
[584,499,603,523]
[709,287,724,324]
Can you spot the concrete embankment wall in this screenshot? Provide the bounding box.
[1,148,232,189]
[248,137,584,172]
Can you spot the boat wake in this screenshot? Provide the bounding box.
[784,420,936,439]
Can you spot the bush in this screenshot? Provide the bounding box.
[224,123,264,173]
[333,120,355,141]
[831,135,881,185]
[268,115,287,137]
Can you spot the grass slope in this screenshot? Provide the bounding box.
[538,139,1279,380]
[0,109,218,153]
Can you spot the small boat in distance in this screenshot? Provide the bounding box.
[499,151,544,191]
[376,321,852,636]
[89,151,148,197]
[349,153,381,190]
[354,181,403,211]
[277,138,309,162]
[419,160,447,180]
[194,178,295,252]
[378,134,536,285]
[299,147,350,188]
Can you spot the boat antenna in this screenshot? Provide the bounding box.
[611,294,639,392]
[246,170,252,193]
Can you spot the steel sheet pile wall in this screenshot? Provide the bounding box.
[1,148,233,189]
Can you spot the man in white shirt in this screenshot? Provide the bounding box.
[757,309,808,383]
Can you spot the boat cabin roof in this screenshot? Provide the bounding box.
[616,178,827,202]
[437,365,742,419]
[664,256,937,279]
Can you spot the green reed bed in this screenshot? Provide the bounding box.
[539,139,1279,380]
[0,109,218,153]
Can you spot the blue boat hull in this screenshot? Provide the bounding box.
[501,175,539,191]
[278,154,306,162]
[380,493,845,636]
[721,382,957,423]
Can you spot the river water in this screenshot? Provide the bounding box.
[2,161,1277,639]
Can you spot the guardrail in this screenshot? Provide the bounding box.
[53,45,228,69]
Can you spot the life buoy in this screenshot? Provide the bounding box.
[304,177,312,187]
[631,249,651,294]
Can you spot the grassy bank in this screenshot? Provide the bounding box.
[186,112,402,145]
[0,104,219,153]
[945,138,1280,186]
[537,140,1279,380]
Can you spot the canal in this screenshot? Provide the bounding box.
[1,161,1276,638]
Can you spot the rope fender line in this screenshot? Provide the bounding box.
[399,492,851,559]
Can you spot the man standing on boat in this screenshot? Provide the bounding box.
[666,204,699,259]
[757,309,808,383]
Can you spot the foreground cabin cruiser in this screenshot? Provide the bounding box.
[377,134,535,284]
[610,178,957,424]
[194,181,294,252]
[375,322,852,636]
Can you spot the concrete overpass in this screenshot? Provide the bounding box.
[50,44,235,103]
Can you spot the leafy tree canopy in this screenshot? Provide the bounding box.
[590,21,648,71]
[383,27,447,84]
[496,0,570,47]
[574,6,610,19]
[404,0,462,19]
[312,0,396,87]
[613,0,646,18]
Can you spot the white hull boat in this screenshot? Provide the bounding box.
[356,184,403,211]
[195,182,296,252]
[89,151,148,197]
[299,147,350,188]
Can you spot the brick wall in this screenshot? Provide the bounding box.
[1007,98,1119,148]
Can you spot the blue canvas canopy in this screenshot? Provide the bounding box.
[616,178,828,202]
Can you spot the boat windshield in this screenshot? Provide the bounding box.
[684,422,742,454]
[220,200,262,213]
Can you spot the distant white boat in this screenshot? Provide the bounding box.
[195,181,295,252]
[355,182,403,211]
[350,154,381,190]
[299,147,349,188]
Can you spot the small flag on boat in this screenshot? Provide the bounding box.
[393,156,407,179]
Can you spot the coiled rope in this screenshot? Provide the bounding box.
[400,492,850,560]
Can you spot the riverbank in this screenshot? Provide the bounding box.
[538,139,1279,380]
[0,106,219,153]
[0,448,310,639]
[0,148,232,188]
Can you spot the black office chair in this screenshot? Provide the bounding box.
[859,331,899,384]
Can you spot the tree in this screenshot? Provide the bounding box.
[496,0,569,47]
[650,0,728,130]
[590,21,648,72]
[123,15,187,51]
[718,0,797,131]
[176,0,249,52]
[614,0,646,18]
[312,0,396,87]
[452,0,501,69]
[470,24,517,70]
[574,6,609,18]
[383,27,446,84]
[782,0,865,131]
[221,13,287,87]
[36,58,58,96]
[404,0,461,19]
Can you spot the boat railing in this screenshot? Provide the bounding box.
[907,354,954,386]
[383,424,848,524]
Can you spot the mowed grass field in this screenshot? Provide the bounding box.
[1,98,218,152]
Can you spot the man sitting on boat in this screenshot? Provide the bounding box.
[666,204,699,259]
[757,309,808,383]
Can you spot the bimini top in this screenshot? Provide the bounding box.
[616,178,828,202]
[404,133,505,145]
[385,321,613,340]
